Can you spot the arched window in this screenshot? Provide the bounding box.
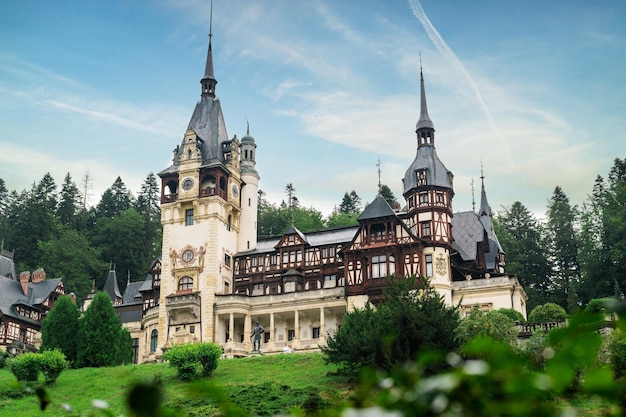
[150,329,158,352]
[178,276,193,292]
[227,215,232,231]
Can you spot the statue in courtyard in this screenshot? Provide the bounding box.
[251,321,265,351]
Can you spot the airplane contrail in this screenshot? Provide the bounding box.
[407,0,514,168]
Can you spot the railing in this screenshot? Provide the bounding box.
[516,321,565,338]
[165,292,201,307]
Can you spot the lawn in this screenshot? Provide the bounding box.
[0,353,350,417]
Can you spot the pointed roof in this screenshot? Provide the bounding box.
[416,69,434,131]
[102,268,123,302]
[284,225,309,244]
[477,175,503,256]
[200,34,218,98]
[357,194,395,221]
[158,33,230,175]
[478,175,491,217]
[403,68,453,194]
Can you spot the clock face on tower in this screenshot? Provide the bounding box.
[231,184,239,198]
[182,249,194,263]
[182,177,194,191]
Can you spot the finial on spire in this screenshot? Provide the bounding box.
[480,160,485,189]
[419,50,423,73]
[209,0,213,39]
[376,158,382,194]
[416,56,435,146]
[245,115,250,135]
[471,177,476,213]
[201,0,217,97]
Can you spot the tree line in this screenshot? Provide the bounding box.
[0,157,624,311]
[494,158,626,311]
[0,172,162,305]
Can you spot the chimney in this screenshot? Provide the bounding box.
[32,268,46,284]
[19,271,31,295]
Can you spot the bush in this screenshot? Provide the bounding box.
[39,349,68,385]
[520,330,548,371]
[0,350,10,369]
[163,343,222,380]
[528,303,567,322]
[163,344,199,380]
[608,331,626,379]
[455,307,519,347]
[322,276,460,375]
[584,298,613,314]
[497,308,526,323]
[196,343,222,377]
[8,352,40,382]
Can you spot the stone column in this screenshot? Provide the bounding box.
[294,310,300,349]
[244,314,252,352]
[228,313,234,342]
[268,312,275,351]
[319,307,326,345]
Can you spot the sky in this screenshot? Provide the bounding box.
[1,0,624,218]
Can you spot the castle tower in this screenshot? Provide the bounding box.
[238,123,259,253]
[155,29,251,351]
[402,68,454,303]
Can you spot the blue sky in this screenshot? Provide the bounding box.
[1,0,624,218]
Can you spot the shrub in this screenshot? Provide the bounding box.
[196,343,222,377]
[39,349,68,385]
[520,329,548,371]
[528,302,567,322]
[455,307,519,347]
[0,350,10,369]
[163,342,222,380]
[163,344,200,380]
[323,276,460,375]
[497,308,526,323]
[584,298,612,314]
[608,331,626,379]
[8,352,41,382]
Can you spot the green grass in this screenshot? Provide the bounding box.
[0,354,350,416]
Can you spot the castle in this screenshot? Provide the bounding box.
[94,32,527,362]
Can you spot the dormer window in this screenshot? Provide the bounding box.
[417,169,428,186]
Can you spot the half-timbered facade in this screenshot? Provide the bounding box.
[108,32,528,361]
[0,255,65,354]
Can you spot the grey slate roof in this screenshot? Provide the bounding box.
[358,195,395,221]
[0,274,62,324]
[451,211,484,261]
[122,281,144,305]
[158,96,230,176]
[284,225,309,245]
[416,70,434,131]
[0,255,16,280]
[102,269,123,301]
[236,225,359,257]
[403,145,453,194]
[452,208,504,271]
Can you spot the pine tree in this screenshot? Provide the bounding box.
[495,202,551,310]
[57,173,82,227]
[379,184,398,209]
[77,292,129,367]
[545,186,580,308]
[95,177,133,218]
[40,295,80,364]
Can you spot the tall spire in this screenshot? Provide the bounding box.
[415,57,435,147]
[479,162,491,217]
[201,1,217,98]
